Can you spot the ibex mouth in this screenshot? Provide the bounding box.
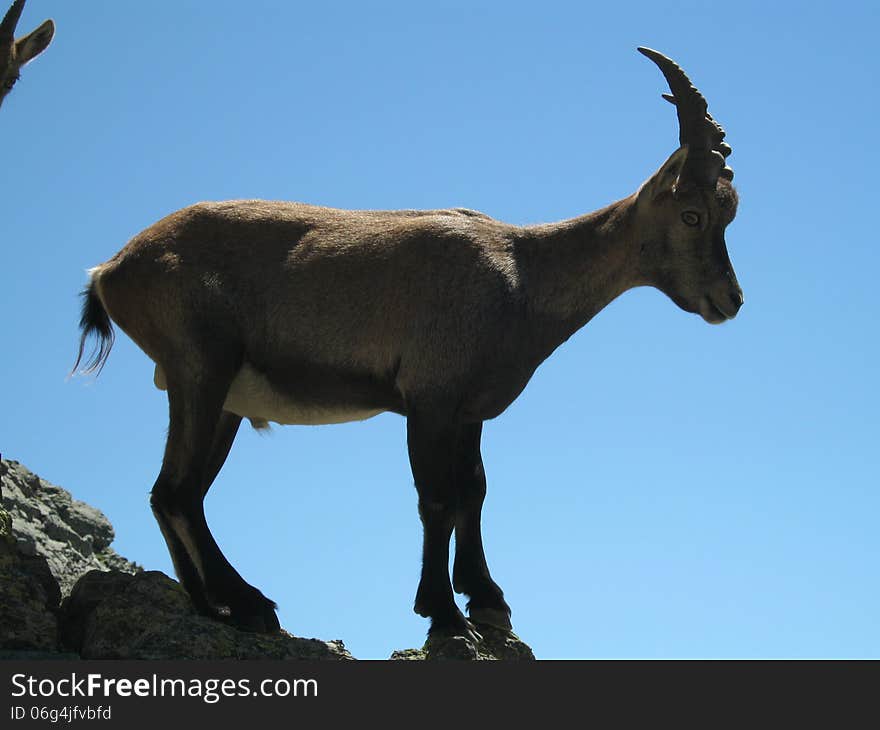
[699,296,732,324]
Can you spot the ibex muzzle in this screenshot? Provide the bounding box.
[74,48,744,642]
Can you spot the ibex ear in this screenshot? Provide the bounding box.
[15,19,54,65]
[638,145,689,202]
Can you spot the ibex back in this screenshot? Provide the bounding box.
[74,48,743,641]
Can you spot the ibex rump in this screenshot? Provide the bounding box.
[74,48,743,641]
[1,0,53,108]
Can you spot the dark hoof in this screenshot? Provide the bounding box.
[219,604,280,633]
[427,613,483,645]
[209,587,280,633]
[468,606,513,632]
[415,589,482,644]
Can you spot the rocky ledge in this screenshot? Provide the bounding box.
[0,457,533,660]
[1,458,140,596]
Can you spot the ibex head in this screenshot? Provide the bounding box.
[634,47,742,324]
[1,0,54,109]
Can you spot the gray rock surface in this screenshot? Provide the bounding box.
[0,496,59,653]
[61,570,353,660]
[1,458,140,595]
[390,625,535,660]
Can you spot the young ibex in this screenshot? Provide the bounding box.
[74,48,743,641]
[0,0,54,109]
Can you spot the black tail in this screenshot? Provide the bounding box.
[71,277,115,376]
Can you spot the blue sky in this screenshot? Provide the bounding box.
[2,1,878,658]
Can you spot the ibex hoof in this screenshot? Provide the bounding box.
[427,616,483,646]
[468,606,513,632]
[209,588,280,633]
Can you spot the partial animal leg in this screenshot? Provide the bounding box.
[150,369,278,632]
[151,411,241,616]
[202,411,242,499]
[150,409,241,616]
[407,411,479,642]
[451,422,512,630]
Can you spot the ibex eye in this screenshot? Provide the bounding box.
[681,211,700,227]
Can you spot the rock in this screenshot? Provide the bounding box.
[473,624,537,660]
[0,494,60,652]
[61,570,354,660]
[0,499,13,547]
[388,647,427,661]
[1,458,141,595]
[390,624,536,661]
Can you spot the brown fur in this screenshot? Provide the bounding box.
[91,163,740,414]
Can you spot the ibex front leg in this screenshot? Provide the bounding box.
[150,363,279,633]
[407,411,480,643]
[451,422,512,631]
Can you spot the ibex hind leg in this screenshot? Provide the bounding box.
[150,365,279,633]
[195,410,279,630]
[202,411,243,500]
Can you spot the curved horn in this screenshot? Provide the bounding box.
[638,46,733,185]
[1,0,25,42]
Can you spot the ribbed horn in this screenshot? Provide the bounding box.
[0,0,25,41]
[638,46,733,185]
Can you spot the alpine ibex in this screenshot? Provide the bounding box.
[74,48,743,641]
[0,0,53,109]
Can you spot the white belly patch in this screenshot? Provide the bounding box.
[153,363,385,427]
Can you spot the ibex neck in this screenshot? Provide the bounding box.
[514,195,641,330]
